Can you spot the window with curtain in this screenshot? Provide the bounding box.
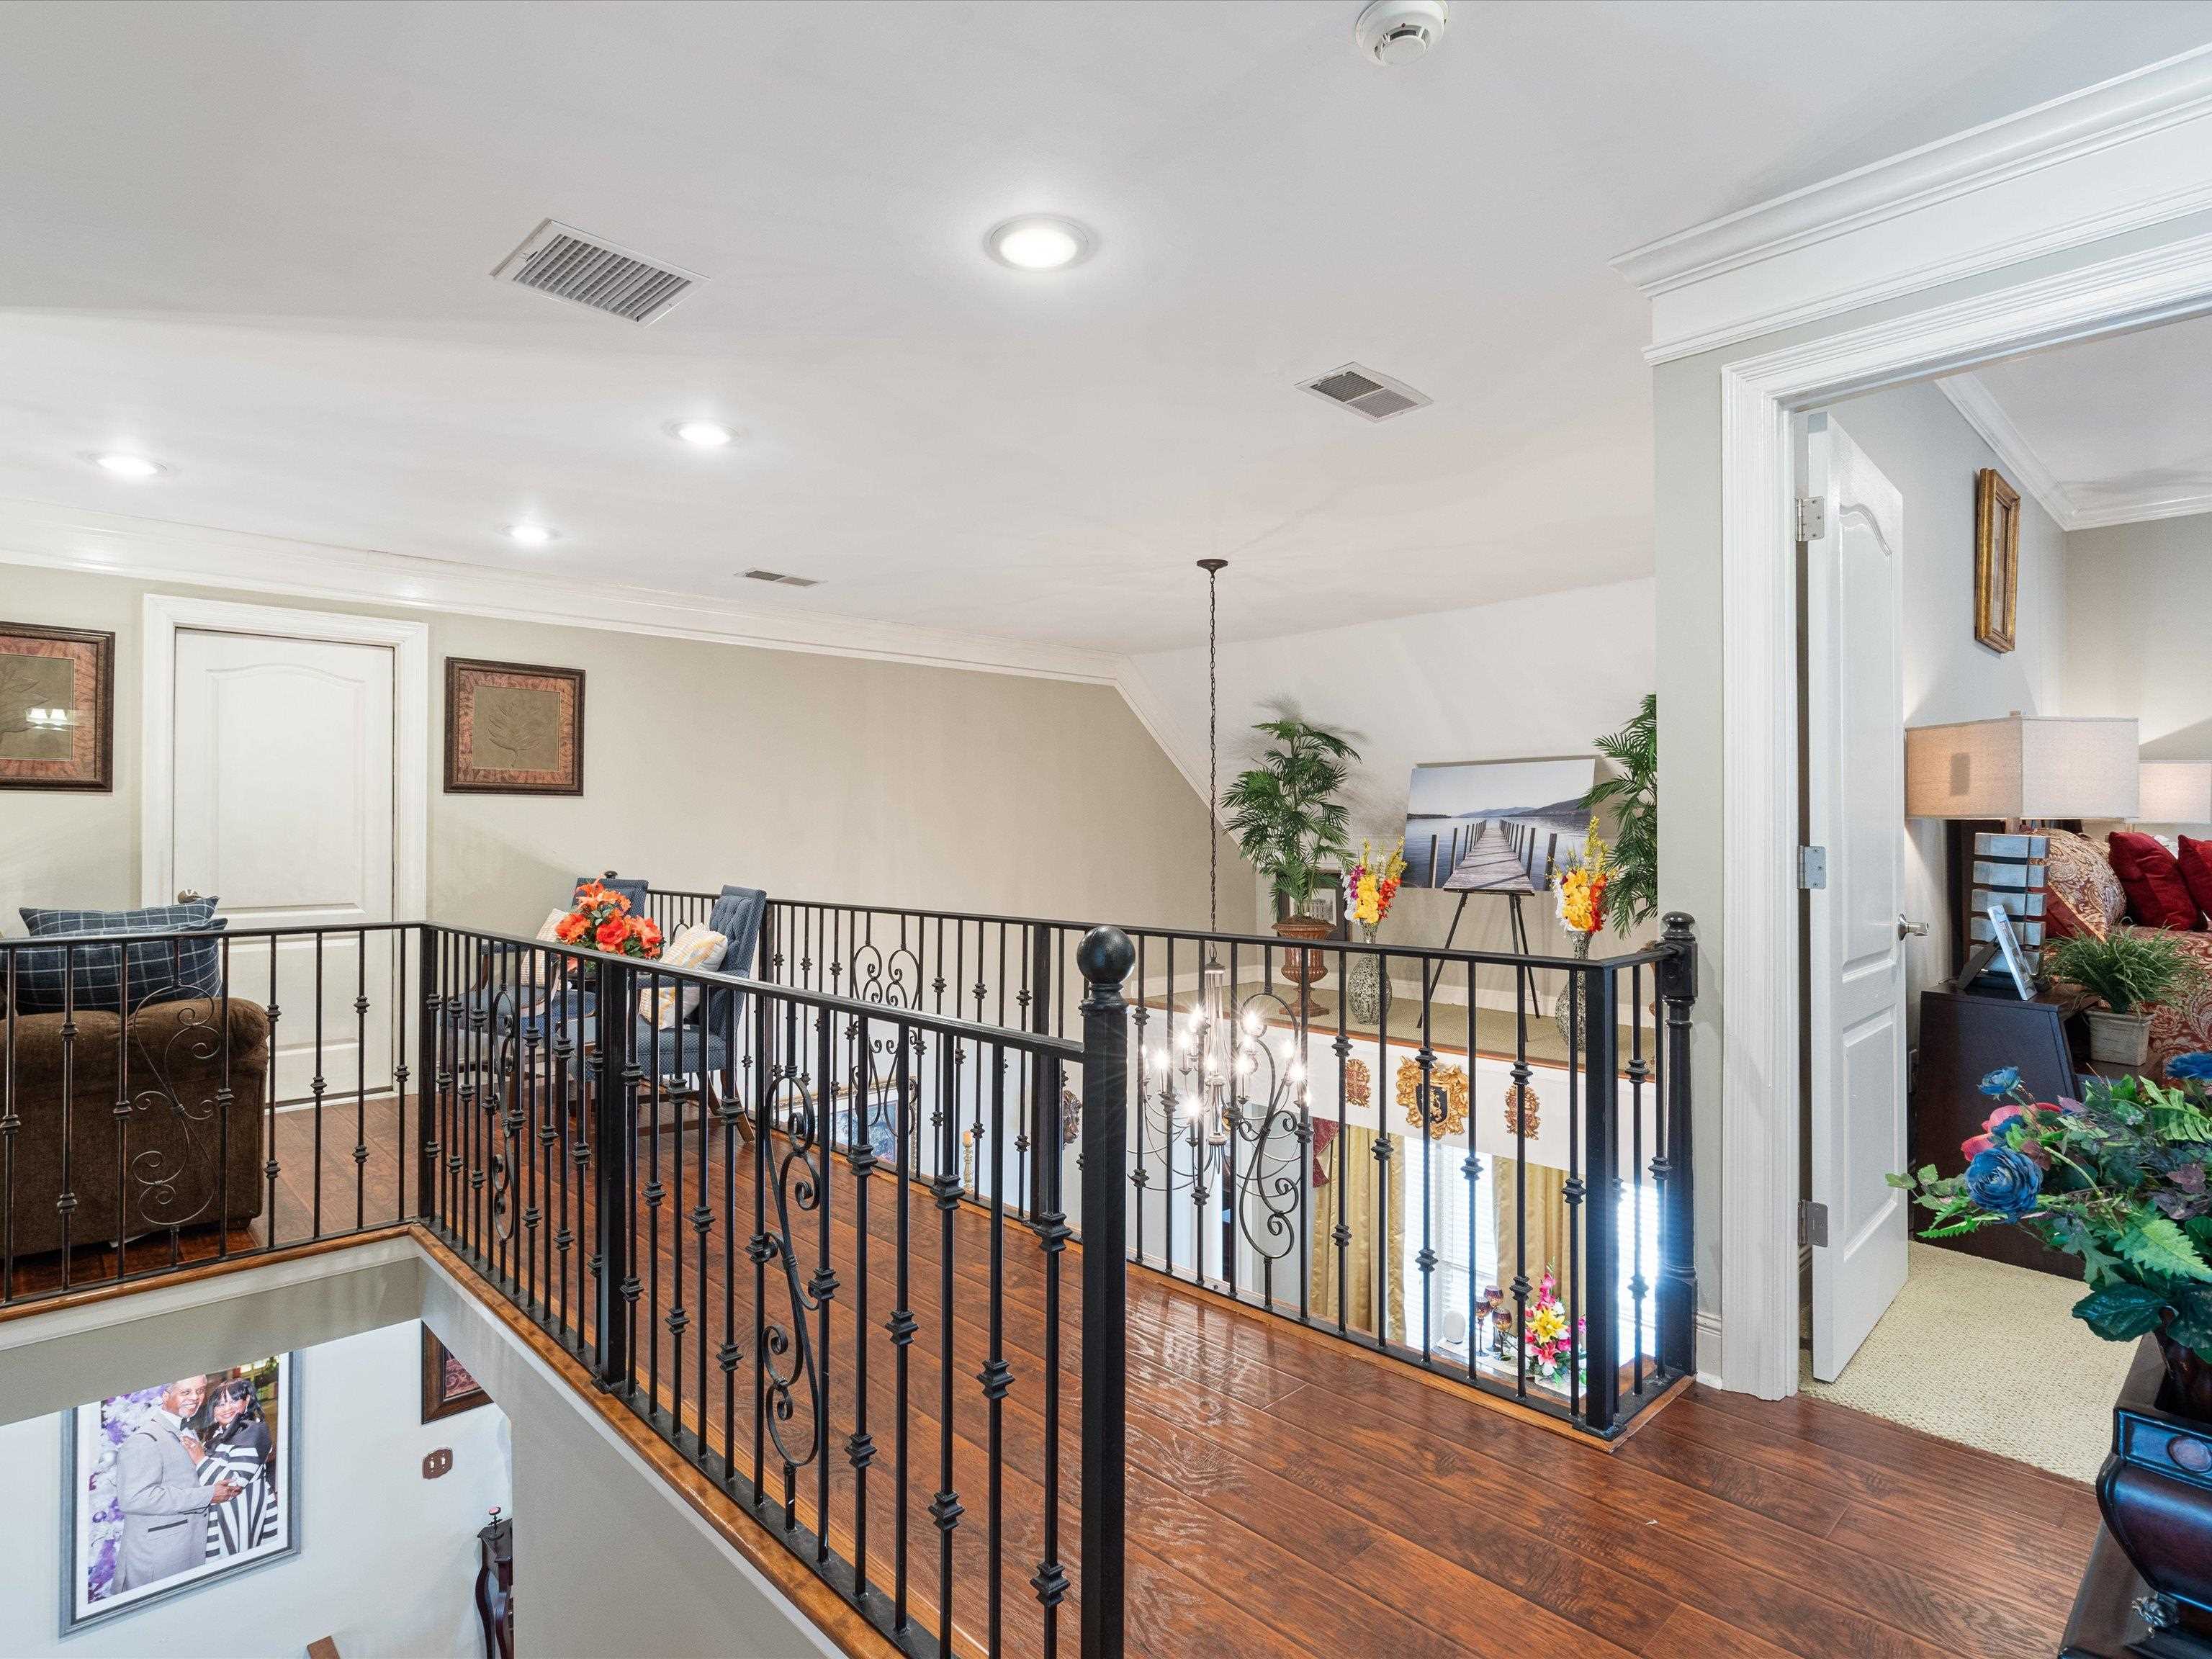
[1398,1138,1496,1355]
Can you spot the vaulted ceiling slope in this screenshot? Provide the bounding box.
[3,1,2210,653]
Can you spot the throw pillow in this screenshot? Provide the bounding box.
[2178,837,2212,925]
[640,923,729,1028]
[14,898,228,1015]
[2108,831,2201,930]
[2044,830,2125,940]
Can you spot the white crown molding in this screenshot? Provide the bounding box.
[1933,373,2080,529]
[2069,490,2212,530]
[1938,373,2212,533]
[1111,656,1220,822]
[0,495,1123,686]
[1616,46,2212,364]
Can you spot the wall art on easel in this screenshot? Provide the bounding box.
[63,1353,299,1632]
[1401,757,1599,893]
[0,621,112,791]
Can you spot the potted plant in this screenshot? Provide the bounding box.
[2048,929,2204,1066]
[1894,1063,2212,1630]
[1221,719,1358,1004]
[1582,693,1656,935]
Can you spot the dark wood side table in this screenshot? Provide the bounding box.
[1910,986,2081,1279]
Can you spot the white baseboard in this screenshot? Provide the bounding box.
[1696,1310,1725,1389]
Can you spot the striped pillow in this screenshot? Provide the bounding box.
[14,899,228,1015]
[641,924,728,1029]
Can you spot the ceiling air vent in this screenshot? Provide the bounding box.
[493,219,703,325]
[1299,363,1431,421]
[742,568,819,588]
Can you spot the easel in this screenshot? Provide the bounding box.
[1422,819,1560,1029]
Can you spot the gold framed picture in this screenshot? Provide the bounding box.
[0,621,114,791]
[444,657,585,794]
[1974,467,2020,654]
[421,1326,490,1423]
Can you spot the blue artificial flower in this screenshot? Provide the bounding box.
[1978,1066,2022,1098]
[2170,1052,2212,1082]
[1964,1146,2043,1220]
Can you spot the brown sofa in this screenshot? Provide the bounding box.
[5,998,269,1259]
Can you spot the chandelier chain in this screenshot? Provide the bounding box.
[1208,562,1218,934]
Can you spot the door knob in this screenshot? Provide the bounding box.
[176,889,203,904]
[1897,915,1929,939]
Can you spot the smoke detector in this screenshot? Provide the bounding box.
[1354,0,1447,66]
[493,219,703,325]
[1300,363,1431,422]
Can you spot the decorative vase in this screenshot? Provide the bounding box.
[1274,912,1331,1018]
[2087,1008,2154,1067]
[2090,1336,2212,1647]
[1552,932,1593,1049]
[1345,922,1385,1025]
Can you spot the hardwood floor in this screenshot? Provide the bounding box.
[4,1094,2096,1658]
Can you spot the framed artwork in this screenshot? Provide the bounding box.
[63,1353,299,1632]
[1975,467,2020,654]
[1401,756,1600,891]
[421,1326,490,1423]
[445,657,585,794]
[0,621,113,791]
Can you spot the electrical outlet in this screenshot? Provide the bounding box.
[422,1447,453,1480]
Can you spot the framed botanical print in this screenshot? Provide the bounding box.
[63,1353,299,1632]
[0,621,113,791]
[1974,467,2020,654]
[421,1326,490,1423]
[444,657,585,794]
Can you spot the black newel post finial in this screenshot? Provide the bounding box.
[1077,924,1134,1659]
[1655,912,1699,1380]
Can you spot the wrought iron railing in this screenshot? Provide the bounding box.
[0,920,1138,1659]
[655,887,1700,1437]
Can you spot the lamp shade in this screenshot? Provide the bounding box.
[2139,760,2212,825]
[1903,715,2139,820]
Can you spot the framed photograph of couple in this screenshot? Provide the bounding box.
[62,1353,300,1632]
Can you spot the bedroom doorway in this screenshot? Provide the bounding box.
[140,595,428,1101]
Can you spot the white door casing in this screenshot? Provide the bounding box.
[1802,415,1909,1382]
[142,597,429,1102]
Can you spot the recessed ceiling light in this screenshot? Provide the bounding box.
[986,215,1093,271]
[668,418,736,448]
[92,453,166,479]
[505,523,557,547]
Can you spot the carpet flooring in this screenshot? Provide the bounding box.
[1801,1241,2130,1483]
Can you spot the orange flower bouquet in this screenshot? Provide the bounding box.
[554,880,663,959]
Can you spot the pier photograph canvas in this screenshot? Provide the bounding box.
[1401,757,1599,893]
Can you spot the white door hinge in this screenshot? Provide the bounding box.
[1796,495,1825,541]
[1799,1199,1829,1249]
[1798,846,1827,890]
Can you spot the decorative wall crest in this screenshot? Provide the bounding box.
[1344,1056,1371,1109]
[1396,1058,1468,1140]
[1503,1081,1541,1138]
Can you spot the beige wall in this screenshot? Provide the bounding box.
[2064,510,2212,757]
[0,565,1251,939]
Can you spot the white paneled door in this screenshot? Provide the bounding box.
[1804,413,1910,1382]
[169,627,398,1102]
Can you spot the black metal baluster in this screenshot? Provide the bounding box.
[931,1035,963,1653]
[719,986,742,1483]
[1417,988,1437,1362]
[112,940,130,1280]
[1079,929,1132,1659]
[846,1007,876,1606]
[1584,963,1621,1432]
[1465,982,1482,1384]
[263,934,282,1251]
[651,974,668,1426]
[1629,962,1649,1396]
[594,953,634,1392]
[1031,1052,1069,1658]
[353,930,369,1232]
[1566,944,1585,1425]
[889,1022,915,1637]
[2,948,16,1300]
[982,1050,1007,1657]
[814,1006,838,1567]
[749,983,771,1503]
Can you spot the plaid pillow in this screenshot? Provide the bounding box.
[12,899,228,1015]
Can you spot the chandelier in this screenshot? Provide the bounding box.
[1133,558,1309,1269]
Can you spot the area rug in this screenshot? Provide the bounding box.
[1799,1241,2131,1483]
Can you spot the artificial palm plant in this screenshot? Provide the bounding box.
[1583,693,1657,935]
[1220,718,1359,914]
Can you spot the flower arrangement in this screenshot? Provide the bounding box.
[554,880,664,959]
[1343,838,1408,935]
[1550,816,1614,958]
[1487,1269,1587,1388]
[1892,1059,2212,1407]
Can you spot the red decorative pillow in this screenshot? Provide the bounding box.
[2177,836,2212,926]
[2108,831,2202,930]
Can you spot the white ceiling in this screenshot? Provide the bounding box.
[4,1,2212,653]
[1946,313,2212,530]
